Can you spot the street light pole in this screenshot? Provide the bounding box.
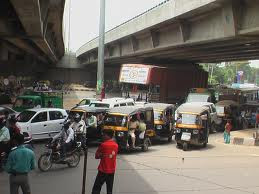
[97,0,106,95]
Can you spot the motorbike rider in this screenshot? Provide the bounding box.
[70,113,86,149]
[52,121,74,158]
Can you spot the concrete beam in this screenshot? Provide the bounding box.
[10,0,43,36]
[5,38,48,63]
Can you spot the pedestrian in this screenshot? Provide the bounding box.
[92,129,118,194]
[224,119,232,144]
[4,133,36,194]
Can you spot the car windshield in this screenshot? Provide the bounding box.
[79,99,91,106]
[104,115,127,127]
[90,103,110,108]
[14,98,35,108]
[181,114,198,125]
[17,110,36,122]
[154,111,163,120]
[187,94,210,102]
[216,106,225,114]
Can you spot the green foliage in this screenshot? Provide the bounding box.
[201,61,258,85]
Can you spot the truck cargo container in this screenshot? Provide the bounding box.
[119,64,208,104]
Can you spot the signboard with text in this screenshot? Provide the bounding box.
[119,65,151,84]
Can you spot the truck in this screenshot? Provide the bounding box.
[13,91,63,112]
[119,64,208,104]
[186,88,217,104]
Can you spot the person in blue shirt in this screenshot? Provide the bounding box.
[4,133,36,194]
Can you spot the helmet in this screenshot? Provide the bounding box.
[74,113,81,122]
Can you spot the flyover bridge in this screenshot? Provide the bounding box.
[76,0,259,66]
[0,0,65,74]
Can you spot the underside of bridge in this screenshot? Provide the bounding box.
[77,0,259,67]
[0,0,65,76]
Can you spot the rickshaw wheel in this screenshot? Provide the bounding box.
[176,143,182,149]
[168,135,173,143]
[142,138,149,152]
[183,142,188,151]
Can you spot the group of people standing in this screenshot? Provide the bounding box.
[0,112,36,194]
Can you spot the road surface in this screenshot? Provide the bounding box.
[1,133,259,194]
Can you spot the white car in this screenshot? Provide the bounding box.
[76,98,96,108]
[89,98,135,109]
[17,108,68,140]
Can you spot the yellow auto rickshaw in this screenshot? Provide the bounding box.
[175,103,211,151]
[103,106,155,151]
[145,103,175,142]
[69,106,108,141]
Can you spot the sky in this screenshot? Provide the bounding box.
[64,0,165,52]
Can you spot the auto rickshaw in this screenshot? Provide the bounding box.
[103,106,155,151]
[215,100,242,131]
[175,103,211,151]
[242,102,259,128]
[145,103,175,142]
[69,106,108,141]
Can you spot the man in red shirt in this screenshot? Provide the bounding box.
[92,129,118,194]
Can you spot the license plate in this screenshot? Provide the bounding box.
[181,132,191,141]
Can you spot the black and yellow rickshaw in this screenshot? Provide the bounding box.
[175,103,211,151]
[103,106,155,151]
[69,106,108,141]
[145,103,175,142]
[215,100,241,131]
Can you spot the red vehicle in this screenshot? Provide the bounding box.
[119,64,208,104]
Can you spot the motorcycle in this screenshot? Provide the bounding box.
[38,137,81,172]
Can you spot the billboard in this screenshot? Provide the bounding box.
[119,65,151,84]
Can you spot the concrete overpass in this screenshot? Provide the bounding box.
[0,0,65,75]
[76,0,259,66]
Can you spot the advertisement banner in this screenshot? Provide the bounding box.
[119,66,150,84]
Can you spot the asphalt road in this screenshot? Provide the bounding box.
[1,133,259,194]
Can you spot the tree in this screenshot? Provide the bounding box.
[201,61,258,85]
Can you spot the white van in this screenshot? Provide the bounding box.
[89,98,135,109]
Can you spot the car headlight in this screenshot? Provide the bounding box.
[117,132,124,137]
[176,128,181,133]
[193,129,199,134]
[156,125,162,130]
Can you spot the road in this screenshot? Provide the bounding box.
[1,133,259,194]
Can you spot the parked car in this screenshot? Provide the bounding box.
[17,108,68,140]
[0,106,18,116]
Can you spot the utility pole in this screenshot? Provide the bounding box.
[97,0,106,95]
[210,64,214,85]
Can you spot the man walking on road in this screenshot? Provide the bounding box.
[92,129,118,194]
[4,133,36,194]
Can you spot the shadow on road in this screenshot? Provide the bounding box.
[0,143,159,194]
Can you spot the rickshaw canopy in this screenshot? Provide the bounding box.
[176,102,210,115]
[108,106,153,116]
